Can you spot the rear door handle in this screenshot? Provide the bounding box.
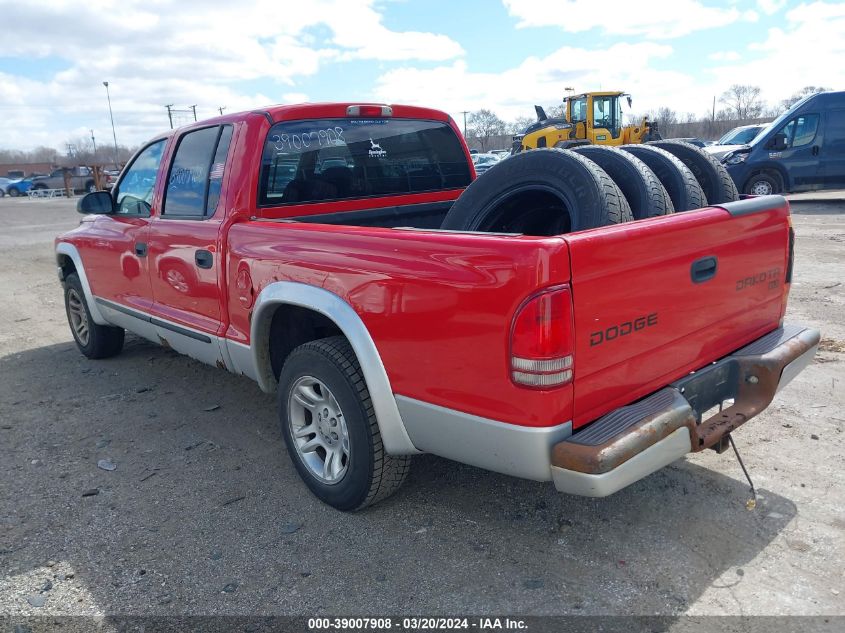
[812,145,819,156]
[195,249,213,269]
[135,242,147,257]
[691,256,718,283]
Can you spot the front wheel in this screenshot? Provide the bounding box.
[63,273,125,359]
[278,336,411,511]
[8,188,20,197]
[744,173,780,196]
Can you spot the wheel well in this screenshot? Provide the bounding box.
[57,254,77,281]
[268,304,343,379]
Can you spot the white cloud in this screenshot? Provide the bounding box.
[281,93,310,104]
[709,1,845,104]
[373,42,699,124]
[502,0,743,38]
[757,0,787,14]
[0,0,463,150]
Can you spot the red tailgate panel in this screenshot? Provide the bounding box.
[564,204,790,428]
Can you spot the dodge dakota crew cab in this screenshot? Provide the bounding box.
[56,102,820,511]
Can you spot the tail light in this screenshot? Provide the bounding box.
[510,286,574,388]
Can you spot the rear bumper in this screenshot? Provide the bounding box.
[551,324,820,497]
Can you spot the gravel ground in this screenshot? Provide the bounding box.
[0,195,842,617]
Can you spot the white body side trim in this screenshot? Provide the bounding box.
[56,242,107,325]
[226,340,258,381]
[250,281,419,455]
[551,427,692,497]
[396,395,572,481]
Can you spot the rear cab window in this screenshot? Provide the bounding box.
[258,118,471,206]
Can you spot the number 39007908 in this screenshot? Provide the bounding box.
[271,127,344,151]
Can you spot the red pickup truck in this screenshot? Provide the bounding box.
[56,102,819,511]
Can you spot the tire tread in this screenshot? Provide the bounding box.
[289,336,410,510]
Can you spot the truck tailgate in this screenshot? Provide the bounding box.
[563,196,791,428]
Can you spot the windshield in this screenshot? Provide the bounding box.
[719,126,763,145]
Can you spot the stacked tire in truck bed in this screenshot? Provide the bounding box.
[440,140,739,236]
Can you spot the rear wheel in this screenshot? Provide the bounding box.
[440,148,632,235]
[8,187,20,197]
[620,145,707,212]
[573,145,673,219]
[743,172,781,196]
[648,140,739,204]
[63,273,124,359]
[278,336,411,511]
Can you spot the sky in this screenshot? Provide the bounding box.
[0,0,843,152]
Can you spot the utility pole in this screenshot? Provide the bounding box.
[189,105,197,122]
[712,95,716,121]
[103,81,119,168]
[218,106,226,116]
[90,129,97,158]
[165,104,174,129]
[460,110,469,137]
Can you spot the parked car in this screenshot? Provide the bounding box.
[472,152,500,175]
[722,91,845,195]
[490,149,510,158]
[705,124,766,160]
[4,178,33,197]
[57,101,817,511]
[31,166,99,194]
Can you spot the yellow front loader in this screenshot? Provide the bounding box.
[514,91,661,152]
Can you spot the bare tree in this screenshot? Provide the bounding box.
[546,104,566,119]
[468,109,506,151]
[781,86,832,110]
[509,116,536,134]
[720,84,764,121]
[652,107,679,137]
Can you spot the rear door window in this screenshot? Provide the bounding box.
[163,125,233,217]
[258,118,471,205]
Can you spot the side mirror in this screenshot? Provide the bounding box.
[77,191,114,215]
[768,132,787,152]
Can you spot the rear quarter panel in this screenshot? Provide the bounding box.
[226,223,574,427]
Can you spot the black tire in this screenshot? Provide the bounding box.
[573,145,673,219]
[440,148,633,235]
[743,172,781,196]
[648,140,739,204]
[0,188,5,198]
[278,336,411,511]
[63,273,124,359]
[620,145,707,212]
[8,187,20,197]
[85,180,96,193]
